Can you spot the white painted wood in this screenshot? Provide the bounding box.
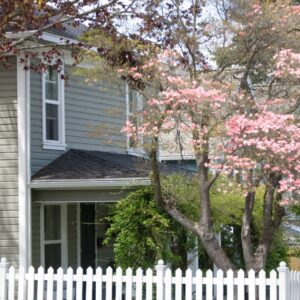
[289,270,295,300]
[61,204,68,269]
[42,62,66,149]
[40,203,45,267]
[295,271,298,300]
[155,260,166,300]
[290,271,294,300]
[293,271,296,300]
[0,257,8,300]
[136,268,143,300]
[145,268,153,300]
[27,266,35,300]
[66,267,74,300]
[226,269,234,300]
[2,259,300,300]
[95,267,102,300]
[175,268,182,300]
[115,267,123,300]
[296,272,300,300]
[216,269,224,300]
[125,268,133,300]
[258,269,266,300]
[7,266,15,300]
[294,271,296,300]
[17,54,30,270]
[18,267,25,300]
[269,270,277,300]
[105,267,113,300]
[237,269,245,300]
[56,267,64,300]
[164,268,172,300]
[85,267,93,300]
[206,270,213,300]
[75,267,83,300]
[46,267,54,300]
[37,266,45,300]
[186,268,193,300]
[195,269,202,300]
[277,262,289,300]
[76,203,81,267]
[248,269,256,300]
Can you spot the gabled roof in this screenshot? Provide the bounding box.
[46,22,88,40]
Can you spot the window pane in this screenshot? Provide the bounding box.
[46,66,58,82]
[46,82,58,100]
[128,90,137,113]
[45,66,58,100]
[44,205,61,240]
[45,244,61,270]
[46,104,59,141]
[129,115,139,148]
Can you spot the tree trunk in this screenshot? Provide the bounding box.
[242,176,285,272]
[150,142,237,271]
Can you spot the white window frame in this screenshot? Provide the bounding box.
[42,64,66,150]
[125,83,144,155]
[40,204,68,270]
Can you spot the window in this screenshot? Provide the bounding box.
[42,65,66,150]
[126,84,143,154]
[41,204,67,270]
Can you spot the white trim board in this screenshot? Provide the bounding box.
[17,54,31,269]
[42,64,66,150]
[29,178,151,190]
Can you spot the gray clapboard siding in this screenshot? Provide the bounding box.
[30,68,127,175]
[0,58,19,267]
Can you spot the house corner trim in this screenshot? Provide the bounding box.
[17,54,31,269]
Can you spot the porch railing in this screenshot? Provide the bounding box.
[0,257,300,299]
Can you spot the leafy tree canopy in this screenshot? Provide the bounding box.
[105,175,288,271]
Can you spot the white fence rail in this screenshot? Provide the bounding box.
[0,258,300,300]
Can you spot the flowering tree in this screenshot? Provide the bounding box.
[116,0,300,271]
[0,0,136,70]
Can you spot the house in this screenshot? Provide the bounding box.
[0,23,197,272]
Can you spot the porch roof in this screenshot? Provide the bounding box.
[31,149,194,183]
[31,149,150,181]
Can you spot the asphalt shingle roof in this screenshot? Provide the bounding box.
[31,149,195,181]
[32,149,149,180]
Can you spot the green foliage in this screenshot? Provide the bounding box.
[265,231,289,271]
[104,187,195,270]
[289,247,300,258]
[290,204,300,215]
[105,174,288,270]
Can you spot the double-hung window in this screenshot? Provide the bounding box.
[126,84,144,153]
[42,65,66,150]
[41,204,68,270]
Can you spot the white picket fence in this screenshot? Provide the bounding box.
[0,258,300,300]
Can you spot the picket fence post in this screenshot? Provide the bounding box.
[0,257,9,300]
[277,261,289,300]
[155,260,167,300]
